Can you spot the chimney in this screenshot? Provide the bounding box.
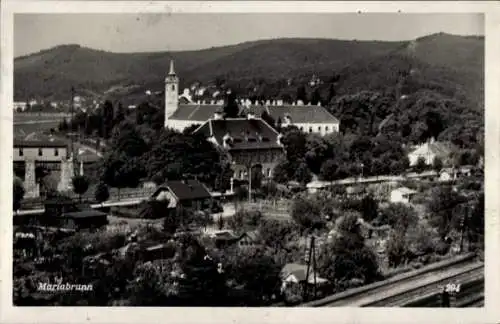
[213,111,223,120]
[247,112,256,120]
[210,100,215,105]
[297,100,304,106]
[277,133,283,146]
[265,100,271,106]
[222,133,232,148]
[277,99,283,106]
[292,102,296,106]
[317,102,321,107]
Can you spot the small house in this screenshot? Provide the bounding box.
[58,210,108,230]
[151,179,212,211]
[407,140,454,167]
[209,230,240,249]
[439,168,457,182]
[237,230,261,248]
[389,187,417,204]
[280,263,329,298]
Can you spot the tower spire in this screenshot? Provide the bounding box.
[168,60,175,76]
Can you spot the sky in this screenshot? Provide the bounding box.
[14,13,484,57]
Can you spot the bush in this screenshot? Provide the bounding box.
[227,209,263,233]
[290,195,325,231]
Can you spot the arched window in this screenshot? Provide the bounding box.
[318,126,322,132]
[325,126,329,132]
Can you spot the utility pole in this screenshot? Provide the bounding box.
[303,235,316,302]
[70,86,75,160]
[248,164,252,203]
[460,205,469,253]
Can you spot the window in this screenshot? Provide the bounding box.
[54,148,59,156]
[38,148,43,156]
[300,126,304,131]
[19,148,23,156]
[326,126,329,132]
[309,127,312,133]
[171,85,175,91]
[267,168,271,178]
[318,126,322,132]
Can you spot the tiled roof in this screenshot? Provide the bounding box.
[77,148,101,163]
[409,141,454,158]
[156,179,212,201]
[63,210,108,218]
[14,138,68,148]
[242,104,339,124]
[194,118,283,150]
[281,263,321,282]
[393,187,417,195]
[168,103,339,124]
[169,104,222,121]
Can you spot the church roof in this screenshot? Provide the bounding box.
[267,105,339,124]
[194,118,282,150]
[169,104,222,122]
[169,103,339,125]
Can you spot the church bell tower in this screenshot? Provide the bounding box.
[164,60,179,128]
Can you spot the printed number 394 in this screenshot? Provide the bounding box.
[445,283,461,293]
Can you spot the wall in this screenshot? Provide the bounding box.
[164,119,203,132]
[14,147,68,162]
[294,122,340,136]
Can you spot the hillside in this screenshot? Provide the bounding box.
[14,33,483,106]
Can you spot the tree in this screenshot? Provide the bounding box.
[258,218,298,252]
[426,185,467,239]
[227,209,263,233]
[102,100,115,139]
[433,157,444,173]
[319,213,381,284]
[468,193,484,251]
[294,162,312,185]
[72,175,89,202]
[223,91,239,118]
[220,247,281,305]
[310,88,322,106]
[94,182,110,205]
[290,195,325,231]
[414,157,428,173]
[320,159,339,181]
[360,194,378,223]
[13,177,25,213]
[296,85,307,104]
[377,203,418,233]
[327,83,336,105]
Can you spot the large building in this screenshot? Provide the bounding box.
[13,136,74,198]
[163,61,340,134]
[193,113,285,179]
[407,139,454,167]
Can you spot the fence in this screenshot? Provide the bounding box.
[20,187,156,210]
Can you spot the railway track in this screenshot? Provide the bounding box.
[361,262,483,307]
[302,253,482,307]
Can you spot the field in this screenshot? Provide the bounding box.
[14,113,69,136]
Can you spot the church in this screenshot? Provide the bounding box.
[163,61,340,135]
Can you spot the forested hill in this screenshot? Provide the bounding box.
[14,33,483,106]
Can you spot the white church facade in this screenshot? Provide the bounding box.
[163,61,340,134]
